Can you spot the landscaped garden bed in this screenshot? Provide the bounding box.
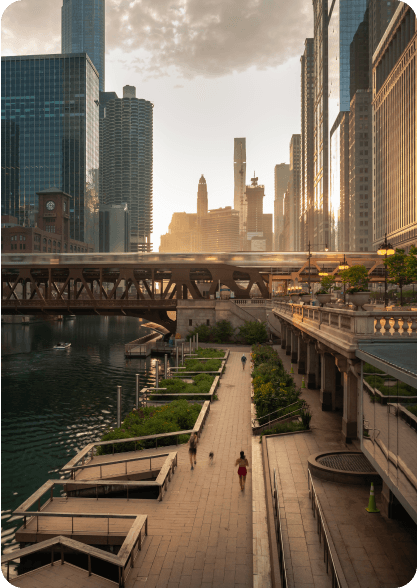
[149,374,219,402]
[251,344,311,433]
[97,400,203,455]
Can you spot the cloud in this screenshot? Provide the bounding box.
[2,0,314,78]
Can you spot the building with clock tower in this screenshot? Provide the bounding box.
[1,188,93,254]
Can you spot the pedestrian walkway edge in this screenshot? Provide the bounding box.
[252,437,272,588]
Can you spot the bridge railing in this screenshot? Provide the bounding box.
[273,301,417,338]
[233,299,274,306]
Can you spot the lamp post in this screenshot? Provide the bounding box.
[338,255,349,303]
[307,241,329,294]
[377,233,395,308]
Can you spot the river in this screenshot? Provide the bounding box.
[1,315,165,571]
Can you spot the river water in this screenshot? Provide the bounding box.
[1,316,164,570]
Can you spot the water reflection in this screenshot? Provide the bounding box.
[1,316,164,570]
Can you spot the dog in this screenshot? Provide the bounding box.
[209,452,214,464]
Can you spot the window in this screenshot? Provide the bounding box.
[189,319,193,326]
[206,319,210,326]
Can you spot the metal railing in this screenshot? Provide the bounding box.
[272,468,289,588]
[252,401,303,428]
[307,469,349,588]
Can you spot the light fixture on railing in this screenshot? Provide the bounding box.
[318,265,328,276]
[377,233,395,307]
[338,255,349,271]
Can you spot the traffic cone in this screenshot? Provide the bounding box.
[365,482,380,513]
[290,364,294,374]
[301,377,306,389]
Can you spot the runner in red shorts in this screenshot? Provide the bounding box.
[235,450,249,491]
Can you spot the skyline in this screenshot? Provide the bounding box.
[1,0,315,250]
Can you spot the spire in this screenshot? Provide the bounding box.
[199,174,206,184]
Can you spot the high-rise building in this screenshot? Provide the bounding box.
[99,203,130,252]
[349,90,372,251]
[372,3,417,251]
[61,0,105,91]
[197,175,208,220]
[159,213,199,253]
[300,38,315,250]
[234,138,247,248]
[262,214,273,251]
[312,0,329,248]
[289,135,302,251]
[100,86,153,252]
[273,163,290,250]
[245,174,264,248]
[1,54,100,246]
[201,207,240,252]
[350,9,370,100]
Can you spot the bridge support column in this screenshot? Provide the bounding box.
[341,370,358,443]
[290,330,298,364]
[297,337,307,374]
[306,342,319,388]
[285,327,291,356]
[320,352,336,411]
[280,322,287,350]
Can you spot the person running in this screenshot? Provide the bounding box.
[235,451,249,491]
[188,432,198,470]
[241,353,247,371]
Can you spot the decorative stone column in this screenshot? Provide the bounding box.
[298,336,307,374]
[320,351,336,411]
[290,330,298,364]
[306,341,319,389]
[337,358,360,443]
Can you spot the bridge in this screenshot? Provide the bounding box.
[2,252,386,330]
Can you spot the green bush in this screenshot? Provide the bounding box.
[260,421,307,438]
[156,374,214,395]
[365,375,417,397]
[193,348,225,358]
[405,404,417,417]
[183,358,222,372]
[97,400,202,455]
[185,320,234,343]
[186,324,212,342]
[238,321,268,345]
[363,363,386,375]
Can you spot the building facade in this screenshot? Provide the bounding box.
[201,207,239,252]
[273,163,290,250]
[99,203,129,252]
[289,135,301,251]
[234,138,247,249]
[372,3,417,251]
[197,174,208,221]
[300,38,315,251]
[1,54,100,245]
[61,0,105,91]
[100,86,153,252]
[159,213,200,253]
[1,188,93,253]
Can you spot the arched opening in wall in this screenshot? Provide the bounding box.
[232,270,251,295]
[190,268,212,298]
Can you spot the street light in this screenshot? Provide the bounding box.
[338,255,349,303]
[318,265,328,276]
[377,233,395,308]
[307,241,329,294]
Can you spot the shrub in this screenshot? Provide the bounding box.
[260,421,307,438]
[97,400,202,455]
[186,324,212,342]
[183,358,222,372]
[238,321,268,345]
[193,348,225,358]
[211,320,235,343]
[157,374,214,395]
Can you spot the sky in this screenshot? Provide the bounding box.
[3,0,413,250]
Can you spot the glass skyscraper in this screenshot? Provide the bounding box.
[1,54,100,245]
[62,0,105,92]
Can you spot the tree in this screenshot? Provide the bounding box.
[406,246,417,284]
[339,265,369,293]
[238,321,268,345]
[384,248,413,306]
[316,274,336,294]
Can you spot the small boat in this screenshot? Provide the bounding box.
[53,342,71,350]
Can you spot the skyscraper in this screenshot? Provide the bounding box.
[234,138,247,248]
[1,54,100,245]
[62,0,105,91]
[100,86,153,252]
[287,135,302,251]
[201,207,240,252]
[300,38,315,250]
[273,163,290,250]
[197,175,208,220]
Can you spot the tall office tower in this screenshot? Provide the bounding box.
[201,207,240,252]
[245,174,265,250]
[234,138,247,248]
[99,203,130,252]
[288,135,302,251]
[300,38,315,251]
[373,4,417,251]
[328,0,367,251]
[159,213,199,252]
[368,0,399,61]
[1,54,99,245]
[100,86,153,252]
[62,0,105,91]
[273,163,290,250]
[262,214,273,251]
[312,0,329,248]
[197,175,208,220]
[349,90,371,251]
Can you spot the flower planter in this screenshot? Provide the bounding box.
[290,295,300,303]
[316,293,332,306]
[347,292,371,310]
[299,295,312,304]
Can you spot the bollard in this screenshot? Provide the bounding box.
[117,386,122,428]
[155,360,159,389]
[164,354,168,379]
[181,343,184,366]
[176,346,179,368]
[196,333,199,351]
[189,339,192,355]
[135,374,140,408]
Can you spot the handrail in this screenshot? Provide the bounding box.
[307,469,349,588]
[252,401,302,427]
[272,468,289,588]
[2,512,147,587]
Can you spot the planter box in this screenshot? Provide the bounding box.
[347,292,371,309]
[316,293,332,306]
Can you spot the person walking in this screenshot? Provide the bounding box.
[235,451,249,491]
[188,432,198,470]
[241,353,247,371]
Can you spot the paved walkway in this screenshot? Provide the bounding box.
[266,346,417,588]
[127,349,254,588]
